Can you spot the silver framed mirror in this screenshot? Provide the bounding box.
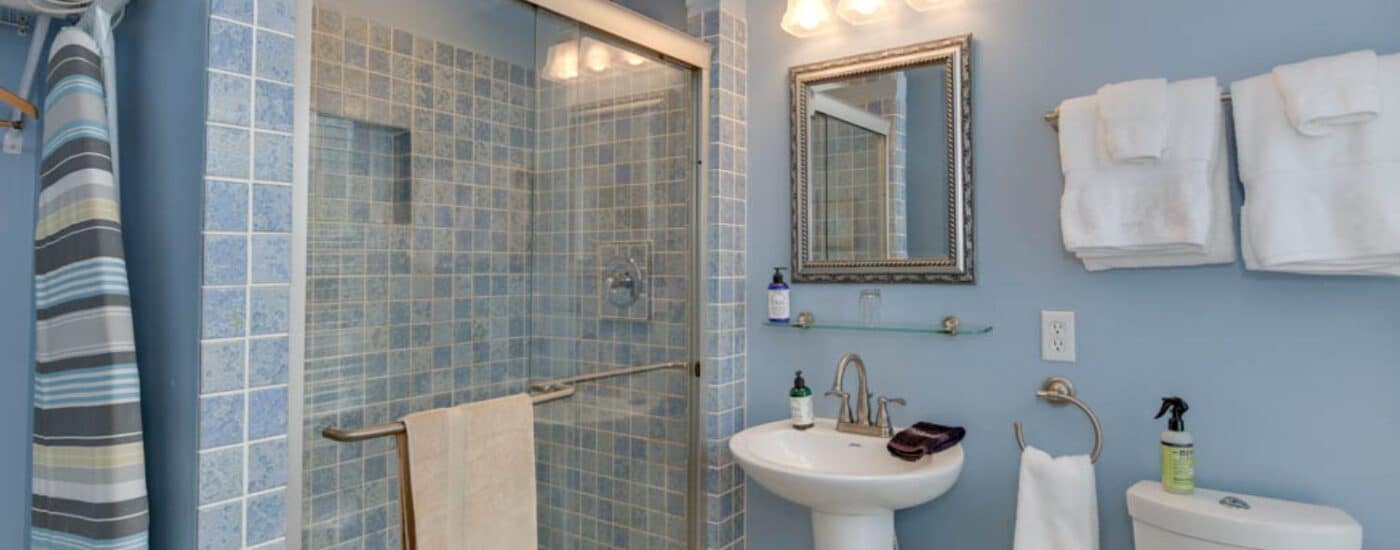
[790,34,973,283]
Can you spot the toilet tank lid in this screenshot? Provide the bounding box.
[1126,481,1362,550]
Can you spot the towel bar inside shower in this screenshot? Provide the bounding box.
[321,360,690,443]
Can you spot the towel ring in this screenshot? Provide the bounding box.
[1013,376,1104,464]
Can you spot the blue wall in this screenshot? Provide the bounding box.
[0,25,45,548]
[745,1,1400,549]
[117,0,208,547]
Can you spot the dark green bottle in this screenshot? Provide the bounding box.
[790,370,814,430]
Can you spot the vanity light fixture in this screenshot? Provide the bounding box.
[905,0,964,12]
[837,0,893,24]
[781,0,836,37]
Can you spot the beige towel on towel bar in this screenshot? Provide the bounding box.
[402,394,537,550]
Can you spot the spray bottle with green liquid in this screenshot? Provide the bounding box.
[1156,397,1194,494]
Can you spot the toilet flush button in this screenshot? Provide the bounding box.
[1219,496,1251,510]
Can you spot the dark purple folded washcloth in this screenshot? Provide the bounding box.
[887,422,966,462]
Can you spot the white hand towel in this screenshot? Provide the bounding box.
[1059,78,1233,270]
[1013,446,1099,550]
[1231,53,1400,276]
[1272,50,1382,136]
[1096,78,1169,162]
[403,394,538,550]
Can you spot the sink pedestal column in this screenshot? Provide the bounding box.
[811,509,895,550]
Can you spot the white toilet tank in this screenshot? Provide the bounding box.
[1127,481,1362,550]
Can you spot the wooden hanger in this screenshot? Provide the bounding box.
[1,87,38,130]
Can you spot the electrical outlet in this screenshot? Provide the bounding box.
[1041,310,1076,363]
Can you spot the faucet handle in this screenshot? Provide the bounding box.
[825,389,853,423]
[876,396,906,437]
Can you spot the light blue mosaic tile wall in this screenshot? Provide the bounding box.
[199,0,297,548]
[688,3,749,548]
[301,7,533,548]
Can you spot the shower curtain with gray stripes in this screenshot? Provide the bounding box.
[30,26,149,550]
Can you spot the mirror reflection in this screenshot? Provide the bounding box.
[808,63,951,262]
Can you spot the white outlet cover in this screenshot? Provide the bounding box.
[1041,310,1076,363]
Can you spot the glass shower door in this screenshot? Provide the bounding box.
[529,12,699,549]
[301,2,700,548]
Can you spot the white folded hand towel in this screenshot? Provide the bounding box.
[1013,446,1099,550]
[1231,53,1400,276]
[1059,78,1234,270]
[1096,78,1169,162]
[1272,50,1382,136]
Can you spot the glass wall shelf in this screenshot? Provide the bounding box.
[763,319,993,336]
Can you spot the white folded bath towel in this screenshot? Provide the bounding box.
[1231,53,1400,276]
[1096,78,1169,162]
[1013,446,1099,550]
[1079,116,1235,271]
[1272,50,1382,136]
[1059,77,1235,270]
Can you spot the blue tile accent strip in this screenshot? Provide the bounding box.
[198,1,296,547]
[689,5,749,549]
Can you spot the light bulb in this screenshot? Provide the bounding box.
[622,51,647,67]
[796,5,821,29]
[905,0,964,12]
[781,0,834,37]
[837,0,892,24]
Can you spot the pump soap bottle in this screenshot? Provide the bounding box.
[790,371,814,430]
[768,268,792,324]
[1155,397,1194,494]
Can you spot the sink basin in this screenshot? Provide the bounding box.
[730,418,964,550]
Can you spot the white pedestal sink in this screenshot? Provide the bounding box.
[730,418,964,550]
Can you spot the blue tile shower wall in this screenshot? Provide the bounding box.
[199,0,296,547]
[302,7,533,548]
[743,1,1400,549]
[688,4,749,548]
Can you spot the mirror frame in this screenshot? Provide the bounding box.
[789,34,974,283]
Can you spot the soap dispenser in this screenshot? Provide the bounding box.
[1155,397,1194,494]
[768,267,792,324]
[790,371,814,430]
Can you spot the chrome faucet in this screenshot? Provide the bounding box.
[826,353,904,437]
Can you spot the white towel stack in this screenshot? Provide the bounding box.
[1058,78,1236,271]
[1231,51,1400,276]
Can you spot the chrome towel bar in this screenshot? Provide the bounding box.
[322,360,689,443]
[1013,376,1104,464]
[1044,92,1232,131]
[321,386,576,443]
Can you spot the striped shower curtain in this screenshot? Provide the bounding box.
[31,27,149,549]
